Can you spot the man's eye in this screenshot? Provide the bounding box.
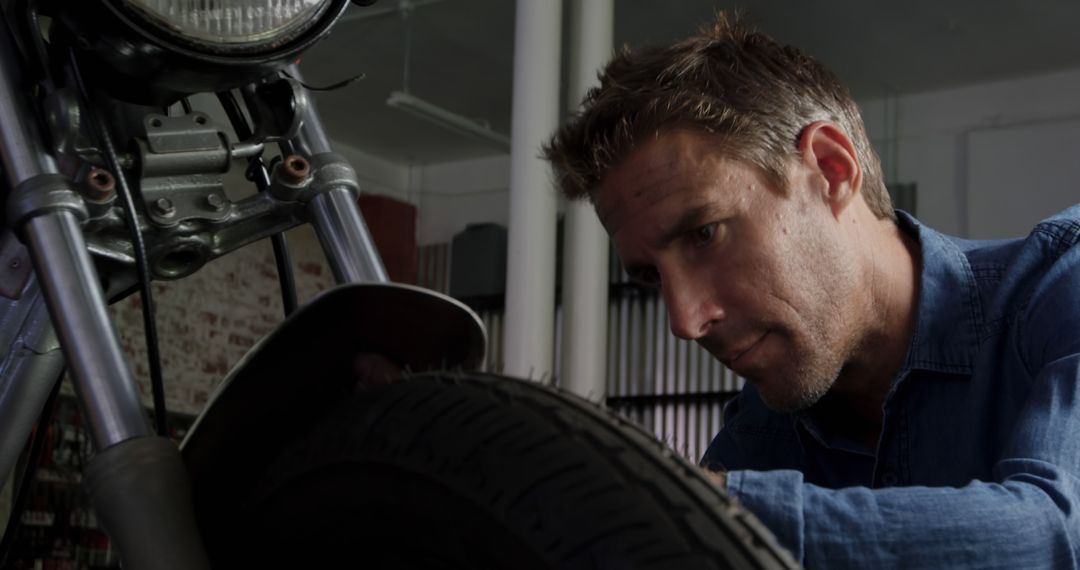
[691,223,718,247]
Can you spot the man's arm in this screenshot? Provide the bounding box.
[727,452,1080,568]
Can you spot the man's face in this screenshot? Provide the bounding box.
[595,129,863,413]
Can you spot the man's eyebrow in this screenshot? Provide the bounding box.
[658,203,721,245]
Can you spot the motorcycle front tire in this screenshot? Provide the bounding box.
[201,371,799,569]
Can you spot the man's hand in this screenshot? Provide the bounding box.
[703,468,727,489]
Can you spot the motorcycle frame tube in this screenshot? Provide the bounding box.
[0,278,65,492]
[23,213,151,449]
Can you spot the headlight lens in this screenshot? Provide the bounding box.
[121,0,332,52]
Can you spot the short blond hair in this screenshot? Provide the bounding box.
[543,13,893,221]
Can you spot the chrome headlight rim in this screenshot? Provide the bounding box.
[101,0,349,60]
[50,0,351,105]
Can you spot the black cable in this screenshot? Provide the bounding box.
[270,235,298,316]
[68,49,169,437]
[180,97,193,115]
[0,373,63,567]
[276,139,297,159]
[216,90,299,317]
[281,69,365,92]
[107,281,142,305]
[13,0,51,89]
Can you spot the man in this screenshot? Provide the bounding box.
[543,14,1080,569]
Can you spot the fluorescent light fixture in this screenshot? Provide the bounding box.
[387,90,510,150]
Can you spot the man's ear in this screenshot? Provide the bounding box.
[796,121,862,218]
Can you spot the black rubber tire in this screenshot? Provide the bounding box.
[206,372,799,569]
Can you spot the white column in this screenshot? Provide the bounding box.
[560,0,612,401]
[503,0,562,380]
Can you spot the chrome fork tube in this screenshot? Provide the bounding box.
[307,186,389,284]
[0,13,150,450]
[287,64,389,284]
[21,214,151,448]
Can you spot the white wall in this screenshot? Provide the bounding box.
[331,140,413,203]
[860,68,1080,237]
[344,67,1080,246]
[412,154,512,245]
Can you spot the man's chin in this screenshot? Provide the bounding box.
[758,393,816,414]
[752,377,829,414]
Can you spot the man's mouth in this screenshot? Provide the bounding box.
[719,332,769,371]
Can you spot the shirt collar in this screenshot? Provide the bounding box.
[896,210,982,375]
[792,212,982,452]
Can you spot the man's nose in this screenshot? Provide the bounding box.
[662,278,723,340]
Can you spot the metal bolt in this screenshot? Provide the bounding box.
[154,197,175,217]
[206,193,225,211]
[280,154,311,185]
[84,168,116,202]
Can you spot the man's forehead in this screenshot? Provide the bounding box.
[593,131,747,233]
[593,131,709,227]
[594,164,688,230]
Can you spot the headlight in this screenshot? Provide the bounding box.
[50,0,350,104]
[120,0,334,53]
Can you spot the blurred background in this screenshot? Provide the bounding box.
[302,0,1080,241]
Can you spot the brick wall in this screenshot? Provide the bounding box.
[109,226,334,416]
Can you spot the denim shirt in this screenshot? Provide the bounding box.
[701,207,1080,569]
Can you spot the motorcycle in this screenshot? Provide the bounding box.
[0,1,797,568]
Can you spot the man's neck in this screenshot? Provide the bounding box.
[826,217,922,440]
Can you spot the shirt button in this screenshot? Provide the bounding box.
[882,473,899,486]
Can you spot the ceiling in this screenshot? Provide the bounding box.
[299,0,1080,166]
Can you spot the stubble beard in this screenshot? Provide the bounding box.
[743,280,851,414]
[754,210,859,414]
[747,316,848,414]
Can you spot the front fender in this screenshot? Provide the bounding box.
[180,282,485,521]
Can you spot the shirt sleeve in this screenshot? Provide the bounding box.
[727,449,1080,568]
